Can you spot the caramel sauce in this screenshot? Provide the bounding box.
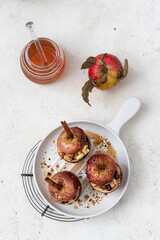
[106,143,118,162]
[84,195,89,201]
[85,131,103,147]
[71,160,85,174]
[74,206,79,209]
[96,150,103,154]
[56,164,60,170]
[61,162,72,171]
[44,170,48,177]
[44,169,54,178]
[85,130,117,162]
[82,164,86,173]
[81,177,89,192]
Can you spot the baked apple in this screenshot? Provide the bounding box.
[86,154,122,193]
[57,121,90,163]
[45,171,81,205]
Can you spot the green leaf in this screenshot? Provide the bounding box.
[82,78,94,106]
[81,57,97,69]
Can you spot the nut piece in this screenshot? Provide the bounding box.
[75,145,89,160]
[64,155,72,161]
[76,153,84,161]
[58,144,90,162]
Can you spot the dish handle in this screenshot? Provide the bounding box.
[106,97,141,135]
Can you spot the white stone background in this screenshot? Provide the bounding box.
[0,0,160,239]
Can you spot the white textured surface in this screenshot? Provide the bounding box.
[0,0,160,239]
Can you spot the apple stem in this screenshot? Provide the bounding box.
[45,177,62,190]
[61,121,73,139]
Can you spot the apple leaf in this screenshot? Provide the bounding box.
[119,59,128,80]
[102,53,107,59]
[92,79,99,86]
[101,74,107,84]
[81,57,97,69]
[117,68,123,79]
[99,53,107,63]
[82,78,94,106]
[123,59,128,77]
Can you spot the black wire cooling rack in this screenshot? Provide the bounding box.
[21,141,84,222]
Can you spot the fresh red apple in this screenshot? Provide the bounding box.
[81,53,128,106]
[45,171,81,205]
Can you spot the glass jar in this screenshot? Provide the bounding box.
[20,38,65,84]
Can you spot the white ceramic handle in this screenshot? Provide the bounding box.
[106,97,141,135]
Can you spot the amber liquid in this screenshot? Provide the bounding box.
[85,131,118,162]
[20,38,65,84]
[28,40,56,66]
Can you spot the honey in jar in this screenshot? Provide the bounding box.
[20,38,65,84]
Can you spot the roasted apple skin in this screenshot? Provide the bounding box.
[57,127,87,154]
[58,135,91,163]
[86,154,116,185]
[48,171,81,204]
[90,163,123,194]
